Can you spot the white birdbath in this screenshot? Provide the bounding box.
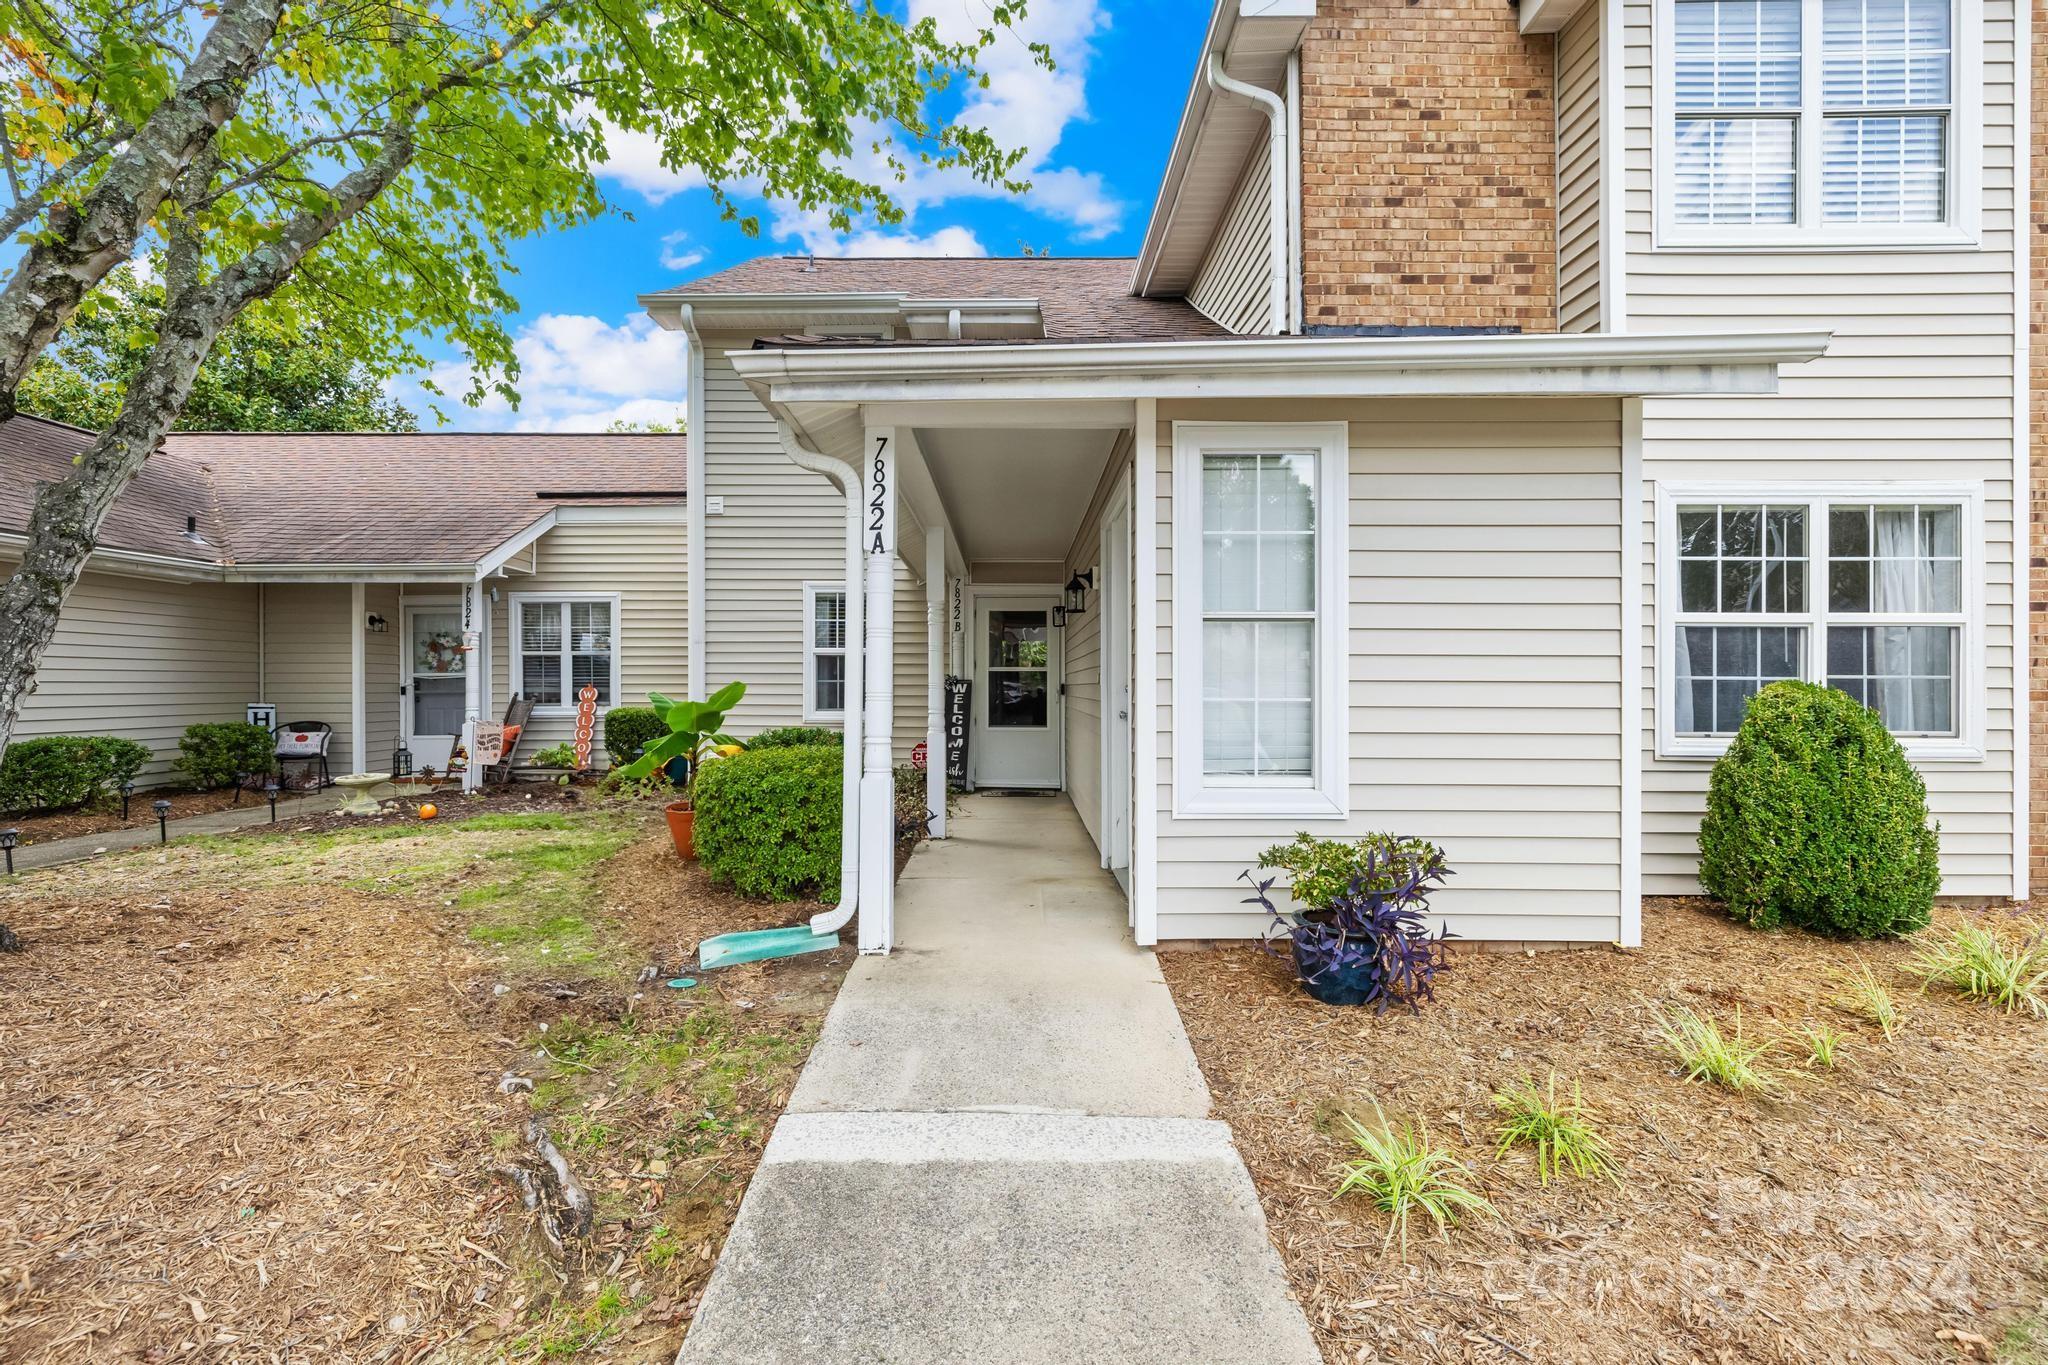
[335,772,393,816]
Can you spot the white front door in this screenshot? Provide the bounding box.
[972,597,1061,789]
[1102,495,1133,886]
[403,605,466,764]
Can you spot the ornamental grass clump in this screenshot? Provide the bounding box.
[1801,1024,1848,1069]
[1651,1002,1778,1092]
[1243,834,1454,1011]
[1830,963,1906,1039]
[1333,1108,1493,1253]
[1698,681,1938,939]
[1491,1074,1621,1186]
[1907,921,2048,1018]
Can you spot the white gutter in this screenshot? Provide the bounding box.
[677,304,708,700]
[1205,54,1289,336]
[727,329,1834,397]
[775,417,862,937]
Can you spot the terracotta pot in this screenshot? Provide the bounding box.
[663,800,696,860]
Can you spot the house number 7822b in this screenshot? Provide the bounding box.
[868,434,890,555]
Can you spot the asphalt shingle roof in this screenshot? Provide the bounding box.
[652,255,1225,342]
[0,416,685,569]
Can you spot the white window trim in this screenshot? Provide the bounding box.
[1652,0,1982,250]
[1653,480,1985,762]
[508,591,623,718]
[803,580,848,722]
[1171,420,1349,820]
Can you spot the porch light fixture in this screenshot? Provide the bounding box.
[1,828,18,875]
[1064,570,1092,617]
[153,798,172,845]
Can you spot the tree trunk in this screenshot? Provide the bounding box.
[0,0,284,417]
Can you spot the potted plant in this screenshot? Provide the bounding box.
[615,681,746,859]
[1242,833,1456,1010]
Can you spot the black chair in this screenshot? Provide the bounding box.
[273,721,335,790]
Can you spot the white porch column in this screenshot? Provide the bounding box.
[460,578,483,793]
[925,525,946,839]
[349,581,366,774]
[857,424,898,952]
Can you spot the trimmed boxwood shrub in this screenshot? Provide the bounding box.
[176,722,275,789]
[1698,680,1939,938]
[602,706,665,767]
[0,735,152,814]
[748,725,843,750]
[692,744,841,901]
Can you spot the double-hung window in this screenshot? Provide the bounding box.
[512,594,619,712]
[804,582,848,721]
[1172,422,1348,818]
[1660,0,1971,243]
[1658,484,1978,759]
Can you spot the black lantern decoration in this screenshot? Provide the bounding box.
[120,779,135,821]
[1064,569,1092,617]
[392,745,414,779]
[153,797,172,845]
[264,780,280,824]
[0,828,18,875]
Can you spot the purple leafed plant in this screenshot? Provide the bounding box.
[1243,840,1456,1012]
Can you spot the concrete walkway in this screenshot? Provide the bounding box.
[677,794,1321,1365]
[10,789,345,872]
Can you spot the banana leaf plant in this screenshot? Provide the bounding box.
[617,681,747,802]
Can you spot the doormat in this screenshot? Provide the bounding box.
[980,788,1059,798]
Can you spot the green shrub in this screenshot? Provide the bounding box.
[176,722,275,789]
[1698,680,1939,939]
[1256,831,1448,911]
[748,725,843,750]
[0,734,152,813]
[894,764,931,841]
[692,744,841,901]
[528,742,579,768]
[601,706,664,767]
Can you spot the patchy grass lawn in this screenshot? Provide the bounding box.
[0,797,855,1363]
[1161,898,2048,1365]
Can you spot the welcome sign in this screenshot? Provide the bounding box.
[944,676,971,784]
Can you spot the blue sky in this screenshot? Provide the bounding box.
[411,0,1206,431]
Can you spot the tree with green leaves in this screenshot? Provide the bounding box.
[18,265,417,431]
[0,0,1038,753]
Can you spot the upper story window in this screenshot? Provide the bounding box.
[1658,0,1976,246]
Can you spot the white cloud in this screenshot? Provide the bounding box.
[659,230,706,272]
[593,125,708,204]
[410,313,689,433]
[769,207,987,258]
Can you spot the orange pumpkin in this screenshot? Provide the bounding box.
[419,803,439,820]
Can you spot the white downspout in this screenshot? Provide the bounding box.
[775,419,862,936]
[1285,50,1303,333]
[678,305,708,701]
[1206,53,1289,336]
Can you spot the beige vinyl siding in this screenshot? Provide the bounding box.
[261,584,356,772]
[488,514,688,762]
[1556,1,1603,333]
[8,566,261,786]
[1186,140,1276,336]
[1060,436,1134,852]
[888,556,932,769]
[1622,0,2021,897]
[1152,397,1627,944]
[364,585,401,767]
[702,333,844,735]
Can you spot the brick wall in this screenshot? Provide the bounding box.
[2030,0,2045,895]
[1298,0,1557,331]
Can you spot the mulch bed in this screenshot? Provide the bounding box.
[3,787,250,845]
[1160,897,2048,1364]
[0,809,861,1363]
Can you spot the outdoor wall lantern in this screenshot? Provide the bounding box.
[1,828,18,875]
[153,798,173,845]
[1064,570,1092,617]
[393,745,414,778]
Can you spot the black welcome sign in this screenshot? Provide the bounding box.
[944,675,971,784]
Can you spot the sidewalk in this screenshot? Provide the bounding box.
[9,790,346,873]
[675,795,1321,1365]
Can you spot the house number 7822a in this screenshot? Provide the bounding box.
[868,434,890,555]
